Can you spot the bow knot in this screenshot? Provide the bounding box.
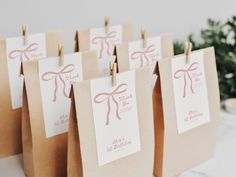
[131,44,156,67]
[174,62,198,98]
[94,83,128,125]
[41,64,75,102]
[8,43,39,62]
[92,31,117,58]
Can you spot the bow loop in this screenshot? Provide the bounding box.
[131,44,156,67]
[92,31,117,44]
[94,83,128,125]
[94,93,110,103]
[174,62,199,98]
[8,43,39,62]
[59,64,75,74]
[41,64,75,102]
[111,83,128,94]
[41,64,75,81]
[91,31,117,58]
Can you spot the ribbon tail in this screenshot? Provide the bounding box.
[144,54,150,66]
[140,55,144,67]
[183,75,187,98]
[20,54,24,63]
[188,73,195,94]
[106,98,111,125]
[53,78,58,102]
[24,52,31,61]
[99,41,104,58]
[112,96,121,120]
[59,75,68,97]
[105,40,110,56]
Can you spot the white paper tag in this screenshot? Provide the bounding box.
[90,70,140,166]
[128,36,162,70]
[171,51,210,134]
[39,53,83,138]
[6,33,46,109]
[89,25,122,59]
[98,56,116,76]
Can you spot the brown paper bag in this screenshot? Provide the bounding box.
[115,33,173,73]
[22,51,99,177]
[153,47,220,177]
[0,32,63,157]
[68,67,155,177]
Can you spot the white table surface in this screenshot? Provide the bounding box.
[0,110,235,177]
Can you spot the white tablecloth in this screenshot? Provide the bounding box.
[0,110,235,177]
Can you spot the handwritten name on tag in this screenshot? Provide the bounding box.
[90,70,140,166]
[172,51,210,134]
[128,36,161,69]
[90,25,122,59]
[6,33,46,109]
[39,53,83,138]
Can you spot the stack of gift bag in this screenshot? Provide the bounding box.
[0,17,220,177]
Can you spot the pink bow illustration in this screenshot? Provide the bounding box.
[41,64,75,102]
[8,43,39,62]
[94,83,128,126]
[174,62,198,98]
[131,44,156,67]
[92,31,117,58]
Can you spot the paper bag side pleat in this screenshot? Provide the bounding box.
[78,29,90,52]
[153,68,165,177]
[23,60,45,176]
[160,33,174,59]
[22,81,35,177]
[45,31,64,56]
[116,43,130,73]
[73,81,96,177]
[134,67,155,177]
[122,24,134,42]
[74,31,79,52]
[82,51,99,79]
[203,47,220,146]
[68,87,83,177]
[0,40,22,157]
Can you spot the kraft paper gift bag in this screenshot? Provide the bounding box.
[153,47,220,177]
[0,31,63,157]
[22,51,98,177]
[74,21,133,76]
[115,32,173,73]
[68,67,155,177]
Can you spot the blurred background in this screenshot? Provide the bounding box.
[0,0,234,50]
[0,0,235,100]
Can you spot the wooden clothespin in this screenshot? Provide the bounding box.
[104,16,110,33]
[184,42,192,64]
[58,43,64,66]
[22,24,28,45]
[110,61,117,87]
[141,28,147,48]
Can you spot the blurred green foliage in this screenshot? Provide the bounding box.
[174,16,236,100]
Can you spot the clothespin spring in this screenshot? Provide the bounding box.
[141,28,147,48]
[184,42,192,64]
[22,24,28,46]
[58,43,64,66]
[104,16,110,33]
[110,61,117,87]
